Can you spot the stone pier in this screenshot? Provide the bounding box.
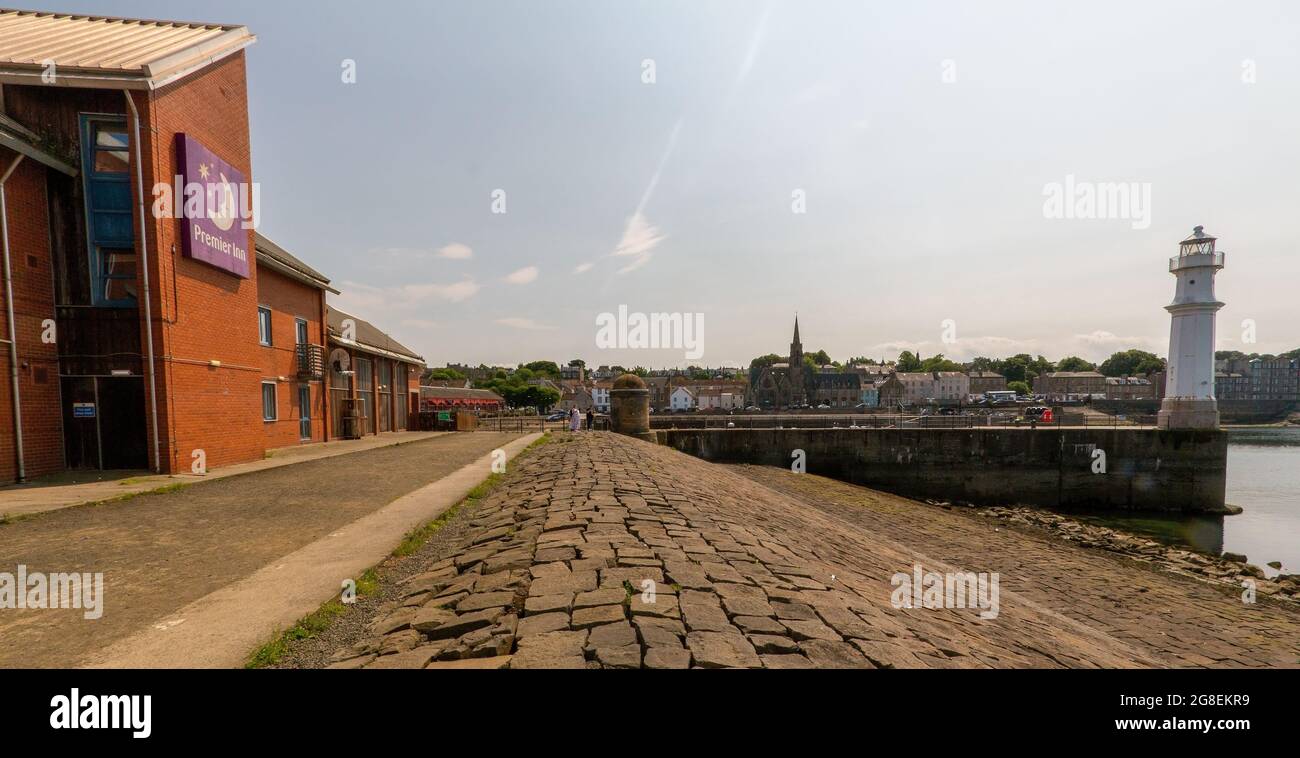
[331,433,1297,669]
[656,427,1229,513]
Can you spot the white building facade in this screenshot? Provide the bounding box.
[591,383,611,413]
[669,386,696,412]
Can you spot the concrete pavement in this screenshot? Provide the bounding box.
[0,431,448,519]
[0,431,526,668]
[84,433,542,668]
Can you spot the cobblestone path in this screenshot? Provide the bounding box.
[334,433,1299,669]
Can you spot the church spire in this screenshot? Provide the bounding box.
[789,315,804,366]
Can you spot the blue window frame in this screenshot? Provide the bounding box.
[79,115,136,307]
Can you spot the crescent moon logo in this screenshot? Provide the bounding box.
[211,172,237,232]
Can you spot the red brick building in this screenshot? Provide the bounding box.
[255,233,336,449]
[327,307,423,440]
[0,11,423,483]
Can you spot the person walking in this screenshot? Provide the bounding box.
[569,406,581,432]
[586,409,595,431]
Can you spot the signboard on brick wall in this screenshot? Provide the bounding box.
[176,133,250,278]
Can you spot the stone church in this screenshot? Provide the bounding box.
[753,319,811,408]
[753,318,864,409]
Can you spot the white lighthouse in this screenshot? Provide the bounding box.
[1157,226,1226,430]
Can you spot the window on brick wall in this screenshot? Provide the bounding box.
[262,381,277,421]
[258,306,272,346]
[79,116,137,307]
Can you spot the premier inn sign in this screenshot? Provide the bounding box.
[175,134,251,278]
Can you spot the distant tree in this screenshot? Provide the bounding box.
[524,361,560,378]
[748,354,784,386]
[1099,349,1164,377]
[809,349,832,366]
[631,366,649,377]
[525,385,561,412]
[1027,355,1056,380]
[1056,356,1096,372]
[568,359,586,369]
[1008,380,1031,396]
[425,368,465,382]
[920,354,963,372]
[896,351,923,372]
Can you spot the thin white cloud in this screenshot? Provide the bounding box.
[573,262,595,275]
[336,278,480,313]
[405,279,481,303]
[611,213,664,274]
[606,118,684,275]
[496,317,556,331]
[437,243,473,260]
[505,266,539,285]
[737,2,773,87]
[1073,330,1148,348]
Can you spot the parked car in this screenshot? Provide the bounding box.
[546,412,568,422]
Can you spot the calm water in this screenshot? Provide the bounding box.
[1081,427,1300,577]
[1222,428,1300,575]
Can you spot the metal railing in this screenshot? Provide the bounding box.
[296,343,325,379]
[479,414,610,433]
[649,412,1157,430]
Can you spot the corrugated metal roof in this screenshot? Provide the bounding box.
[419,386,505,402]
[327,306,424,365]
[254,232,338,294]
[0,9,254,89]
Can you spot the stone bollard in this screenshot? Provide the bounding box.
[609,373,654,441]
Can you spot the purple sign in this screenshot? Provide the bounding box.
[176,133,250,278]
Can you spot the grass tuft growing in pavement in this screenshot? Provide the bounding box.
[391,433,551,556]
[244,432,552,669]
[246,568,380,669]
[391,492,480,558]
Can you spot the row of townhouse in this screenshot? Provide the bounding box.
[877,372,972,407]
[1215,357,1300,401]
[556,374,751,413]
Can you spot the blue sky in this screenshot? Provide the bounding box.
[32,0,1300,368]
